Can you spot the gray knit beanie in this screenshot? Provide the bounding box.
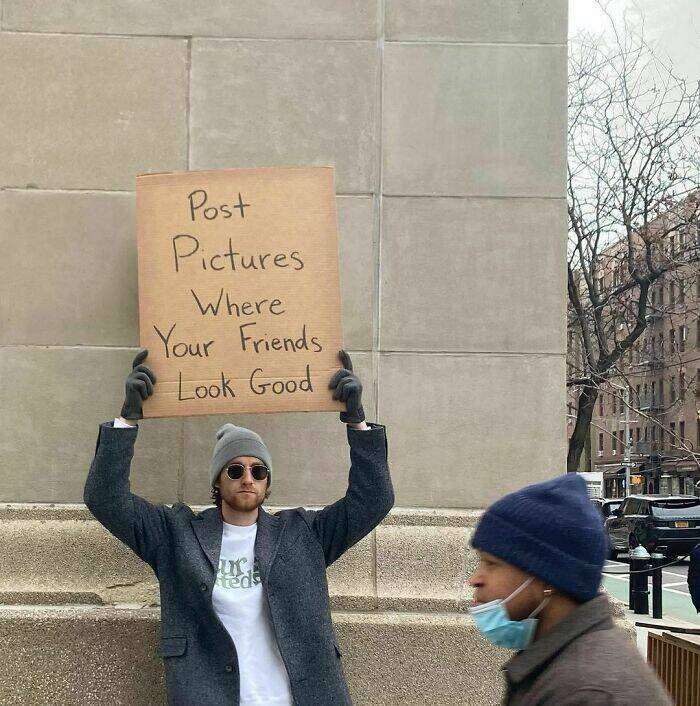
[209,423,272,488]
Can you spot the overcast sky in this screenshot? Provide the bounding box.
[569,0,700,81]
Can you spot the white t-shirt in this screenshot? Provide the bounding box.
[212,521,294,706]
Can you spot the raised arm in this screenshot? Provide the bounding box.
[83,351,172,571]
[302,351,394,565]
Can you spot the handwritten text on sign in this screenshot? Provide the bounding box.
[136,167,344,418]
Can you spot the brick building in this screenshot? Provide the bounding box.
[568,196,700,497]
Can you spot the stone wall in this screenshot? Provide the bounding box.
[0,1,568,509]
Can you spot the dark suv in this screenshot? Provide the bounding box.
[605,494,700,559]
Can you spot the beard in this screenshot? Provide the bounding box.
[224,489,264,513]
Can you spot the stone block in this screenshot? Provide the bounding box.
[0,190,138,346]
[2,0,378,39]
[376,525,469,611]
[0,347,181,502]
[0,606,165,706]
[377,353,567,507]
[327,533,376,610]
[380,197,566,353]
[386,0,567,43]
[190,40,378,194]
[0,606,507,705]
[0,504,489,609]
[382,43,566,197]
[0,519,153,597]
[337,196,376,351]
[337,611,508,705]
[0,34,187,190]
[182,352,375,506]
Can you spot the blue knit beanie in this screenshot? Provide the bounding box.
[472,474,607,602]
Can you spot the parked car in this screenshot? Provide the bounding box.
[591,498,623,521]
[605,494,700,559]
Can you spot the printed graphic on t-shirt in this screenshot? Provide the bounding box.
[216,556,261,590]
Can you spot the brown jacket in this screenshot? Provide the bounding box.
[503,595,672,705]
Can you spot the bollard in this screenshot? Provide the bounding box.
[629,545,651,615]
[650,553,664,619]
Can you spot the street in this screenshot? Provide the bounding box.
[602,554,699,624]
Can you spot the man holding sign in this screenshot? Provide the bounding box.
[84,349,393,706]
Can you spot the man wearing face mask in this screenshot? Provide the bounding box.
[468,473,672,705]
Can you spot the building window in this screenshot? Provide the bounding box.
[659,331,664,355]
[644,426,649,442]
[612,394,617,414]
[659,380,664,404]
[679,283,685,304]
[680,325,688,352]
[612,431,618,454]
[599,394,604,416]
[659,285,665,305]
[651,381,656,406]
[651,425,657,441]
[636,427,641,443]
[680,371,686,400]
[660,427,665,450]
[670,421,676,443]
[669,233,676,255]
[670,329,676,351]
[636,384,641,403]
[599,433,604,454]
[680,420,686,441]
[670,282,676,305]
[671,376,677,402]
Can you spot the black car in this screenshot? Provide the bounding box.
[605,494,700,559]
[591,498,623,521]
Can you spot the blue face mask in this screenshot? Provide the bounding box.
[469,577,550,650]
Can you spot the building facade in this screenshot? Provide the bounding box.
[568,197,700,497]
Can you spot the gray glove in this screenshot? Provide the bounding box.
[329,350,365,424]
[120,349,156,421]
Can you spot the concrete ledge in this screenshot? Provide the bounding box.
[0,591,103,606]
[0,504,483,611]
[0,503,483,524]
[0,605,506,706]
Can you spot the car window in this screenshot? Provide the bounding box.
[627,499,646,514]
[651,500,700,519]
[606,502,622,516]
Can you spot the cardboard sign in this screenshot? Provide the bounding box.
[136,167,345,418]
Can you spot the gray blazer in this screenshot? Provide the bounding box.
[84,421,394,706]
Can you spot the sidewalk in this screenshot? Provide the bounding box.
[602,570,699,624]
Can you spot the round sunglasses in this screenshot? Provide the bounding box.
[225,463,269,482]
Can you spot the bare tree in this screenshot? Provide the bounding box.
[567,8,700,472]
